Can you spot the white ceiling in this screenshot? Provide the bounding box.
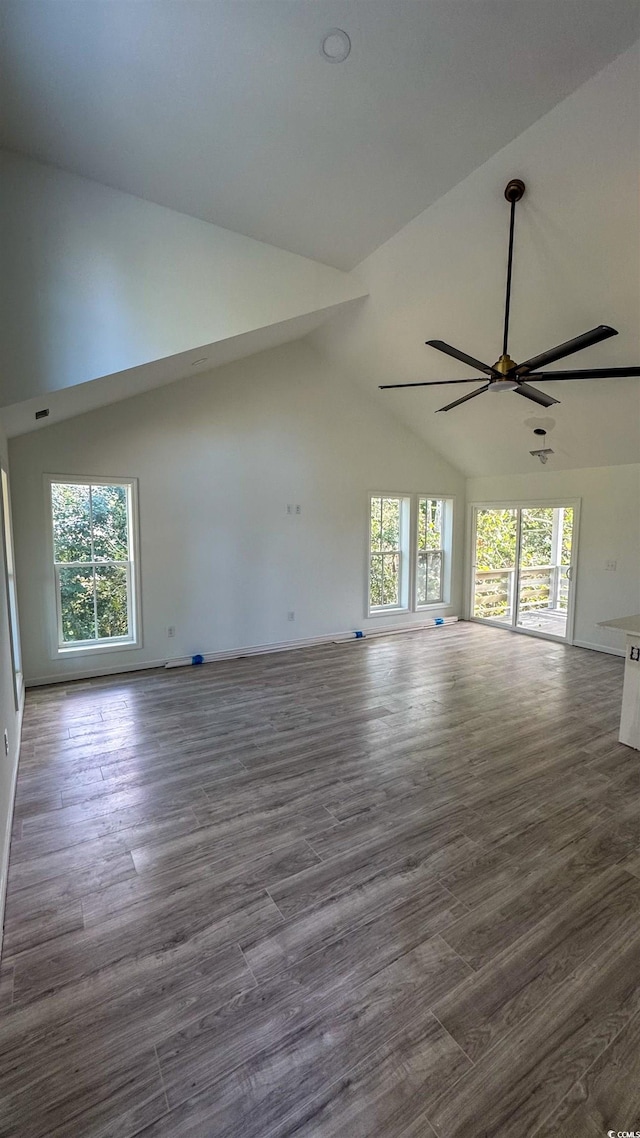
[1,0,639,269]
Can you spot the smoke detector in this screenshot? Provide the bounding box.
[321,29,351,62]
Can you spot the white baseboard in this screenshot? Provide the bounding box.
[26,657,172,688]
[26,617,460,687]
[573,639,625,657]
[0,695,24,961]
[164,617,459,669]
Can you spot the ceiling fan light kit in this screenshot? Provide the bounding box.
[488,381,518,393]
[380,179,640,412]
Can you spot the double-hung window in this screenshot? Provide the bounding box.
[48,477,140,653]
[369,495,410,611]
[368,493,452,615]
[416,497,444,606]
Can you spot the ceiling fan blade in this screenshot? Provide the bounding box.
[513,383,560,408]
[426,340,499,377]
[516,325,617,375]
[524,366,640,381]
[379,378,486,389]
[436,385,489,412]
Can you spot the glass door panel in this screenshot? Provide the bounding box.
[472,503,576,642]
[472,508,518,624]
[516,506,574,639]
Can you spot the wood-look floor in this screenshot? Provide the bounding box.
[1,622,639,1137]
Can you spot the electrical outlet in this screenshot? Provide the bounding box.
[286,504,293,515]
[604,560,617,572]
[167,626,176,638]
[287,611,295,622]
[3,730,8,757]
[295,504,301,515]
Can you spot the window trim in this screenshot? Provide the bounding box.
[368,493,411,614]
[1,467,23,709]
[367,492,455,618]
[45,474,142,658]
[415,495,454,611]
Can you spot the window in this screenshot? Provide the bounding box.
[48,477,140,652]
[369,495,410,610]
[368,493,453,616]
[416,497,444,606]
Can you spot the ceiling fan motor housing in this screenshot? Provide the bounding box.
[487,352,519,391]
[494,354,517,374]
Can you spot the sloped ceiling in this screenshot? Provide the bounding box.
[0,151,366,419]
[1,0,638,268]
[313,44,640,476]
[0,303,362,437]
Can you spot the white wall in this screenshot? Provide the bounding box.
[0,414,23,952]
[466,464,640,654]
[9,340,465,685]
[0,151,365,407]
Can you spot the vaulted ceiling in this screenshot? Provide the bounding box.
[0,1,638,475]
[1,0,638,268]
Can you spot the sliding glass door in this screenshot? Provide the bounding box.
[471,503,577,642]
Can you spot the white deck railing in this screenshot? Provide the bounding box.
[474,565,569,621]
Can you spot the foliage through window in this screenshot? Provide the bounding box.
[473,505,574,626]
[369,496,405,609]
[416,497,444,605]
[50,479,138,648]
[369,494,450,614]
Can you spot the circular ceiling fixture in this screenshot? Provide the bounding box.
[321,29,351,63]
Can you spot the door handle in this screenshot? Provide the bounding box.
[566,566,573,580]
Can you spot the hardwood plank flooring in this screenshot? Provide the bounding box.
[1,622,638,1136]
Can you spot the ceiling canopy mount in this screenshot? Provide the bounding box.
[504,178,526,203]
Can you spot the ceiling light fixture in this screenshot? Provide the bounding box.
[530,428,553,465]
[321,29,351,63]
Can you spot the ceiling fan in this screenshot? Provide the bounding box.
[380,179,640,412]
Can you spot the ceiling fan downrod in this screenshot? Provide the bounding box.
[489,178,526,391]
[502,178,525,360]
